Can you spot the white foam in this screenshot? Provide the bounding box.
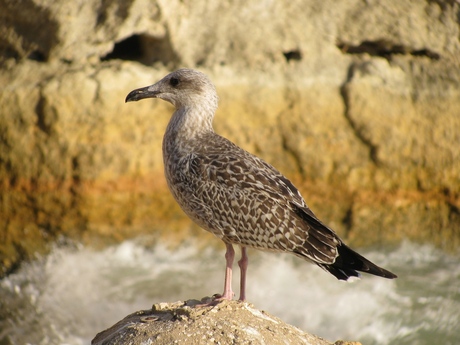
[0,240,458,345]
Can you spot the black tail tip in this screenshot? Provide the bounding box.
[321,244,397,281]
[320,263,397,281]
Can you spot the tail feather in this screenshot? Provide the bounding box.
[319,244,397,281]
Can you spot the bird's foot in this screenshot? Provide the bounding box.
[212,292,234,300]
[192,293,234,308]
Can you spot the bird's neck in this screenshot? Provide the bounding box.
[163,106,214,156]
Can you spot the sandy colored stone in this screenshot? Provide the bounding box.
[0,0,459,275]
[91,299,361,345]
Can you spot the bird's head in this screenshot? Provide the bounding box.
[125,69,219,113]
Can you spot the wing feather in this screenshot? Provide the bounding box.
[180,134,340,264]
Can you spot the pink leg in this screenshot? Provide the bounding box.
[238,246,248,301]
[218,243,235,300]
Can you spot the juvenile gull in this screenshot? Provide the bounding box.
[125,69,397,302]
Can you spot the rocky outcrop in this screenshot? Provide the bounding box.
[91,299,361,345]
[1,0,459,275]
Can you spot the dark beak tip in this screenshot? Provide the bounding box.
[125,87,159,103]
[125,90,142,103]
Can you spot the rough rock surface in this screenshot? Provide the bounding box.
[91,299,361,345]
[1,0,460,275]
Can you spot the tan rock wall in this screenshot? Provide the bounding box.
[1,0,459,275]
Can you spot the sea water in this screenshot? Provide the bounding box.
[0,240,459,345]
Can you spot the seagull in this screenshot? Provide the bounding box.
[125,68,397,302]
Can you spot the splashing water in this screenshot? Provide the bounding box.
[0,240,458,345]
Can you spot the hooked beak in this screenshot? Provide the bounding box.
[125,85,161,103]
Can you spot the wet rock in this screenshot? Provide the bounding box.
[91,299,361,345]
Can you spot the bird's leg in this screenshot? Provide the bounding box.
[194,243,234,307]
[216,242,235,300]
[238,246,248,301]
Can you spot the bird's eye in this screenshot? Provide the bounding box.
[170,77,180,87]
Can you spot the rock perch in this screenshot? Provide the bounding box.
[125,69,396,302]
[91,299,362,345]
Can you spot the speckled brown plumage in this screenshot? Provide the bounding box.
[126,69,397,301]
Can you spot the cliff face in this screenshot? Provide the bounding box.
[91,300,361,345]
[1,0,459,274]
